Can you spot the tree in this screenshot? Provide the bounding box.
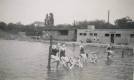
[44,13,54,26]
[49,13,54,26]
[0,22,7,30]
[115,16,133,28]
[45,14,49,25]
[7,23,15,30]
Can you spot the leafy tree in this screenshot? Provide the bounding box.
[115,16,134,28]
[7,23,20,34]
[45,14,49,26]
[7,23,15,31]
[49,13,54,25]
[44,13,54,26]
[0,22,7,30]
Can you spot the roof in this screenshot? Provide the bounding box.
[76,24,134,29]
[95,29,134,31]
[39,25,76,30]
[77,28,134,32]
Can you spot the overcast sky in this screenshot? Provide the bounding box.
[0,0,134,25]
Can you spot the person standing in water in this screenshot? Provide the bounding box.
[51,43,60,69]
[79,41,86,57]
[59,43,70,68]
[60,43,66,59]
[106,44,114,60]
[79,41,88,64]
[51,45,59,61]
[72,43,76,52]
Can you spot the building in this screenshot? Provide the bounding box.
[77,25,134,44]
[32,21,45,27]
[41,25,76,41]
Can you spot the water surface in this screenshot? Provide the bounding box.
[0,40,133,80]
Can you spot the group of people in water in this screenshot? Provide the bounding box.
[50,41,133,70]
[51,42,81,70]
[51,43,66,69]
[50,42,115,70]
[50,42,99,70]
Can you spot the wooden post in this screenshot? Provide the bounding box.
[47,35,52,70]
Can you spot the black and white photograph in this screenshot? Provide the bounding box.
[0,0,134,80]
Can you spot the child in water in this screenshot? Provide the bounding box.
[105,44,114,60]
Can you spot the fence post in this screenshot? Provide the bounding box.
[47,35,52,70]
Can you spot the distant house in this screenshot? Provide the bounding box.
[32,21,45,27]
[77,25,134,44]
[40,25,76,41]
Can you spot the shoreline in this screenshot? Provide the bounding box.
[0,38,133,49]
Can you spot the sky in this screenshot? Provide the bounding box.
[0,0,134,25]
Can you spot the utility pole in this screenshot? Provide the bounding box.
[107,10,110,24]
[107,10,113,44]
[73,20,77,41]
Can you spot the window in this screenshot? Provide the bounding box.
[105,34,109,37]
[83,33,87,36]
[79,33,87,36]
[90,33,93,36]
[116,34,121,37]
[79,33,82,35]
[59,30,68,35]
[94,33,97,36]
[130,34,134,38]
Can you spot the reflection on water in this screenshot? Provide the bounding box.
[46,70,66,80]
[105,58,113,65]
[46,66,83,80]
[0,40,133,80]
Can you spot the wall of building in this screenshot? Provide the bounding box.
[77,29,88,42]
[55,30,75,41]
[77,29,134,44]
[42,30,75,41]
[94,31,110,44]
